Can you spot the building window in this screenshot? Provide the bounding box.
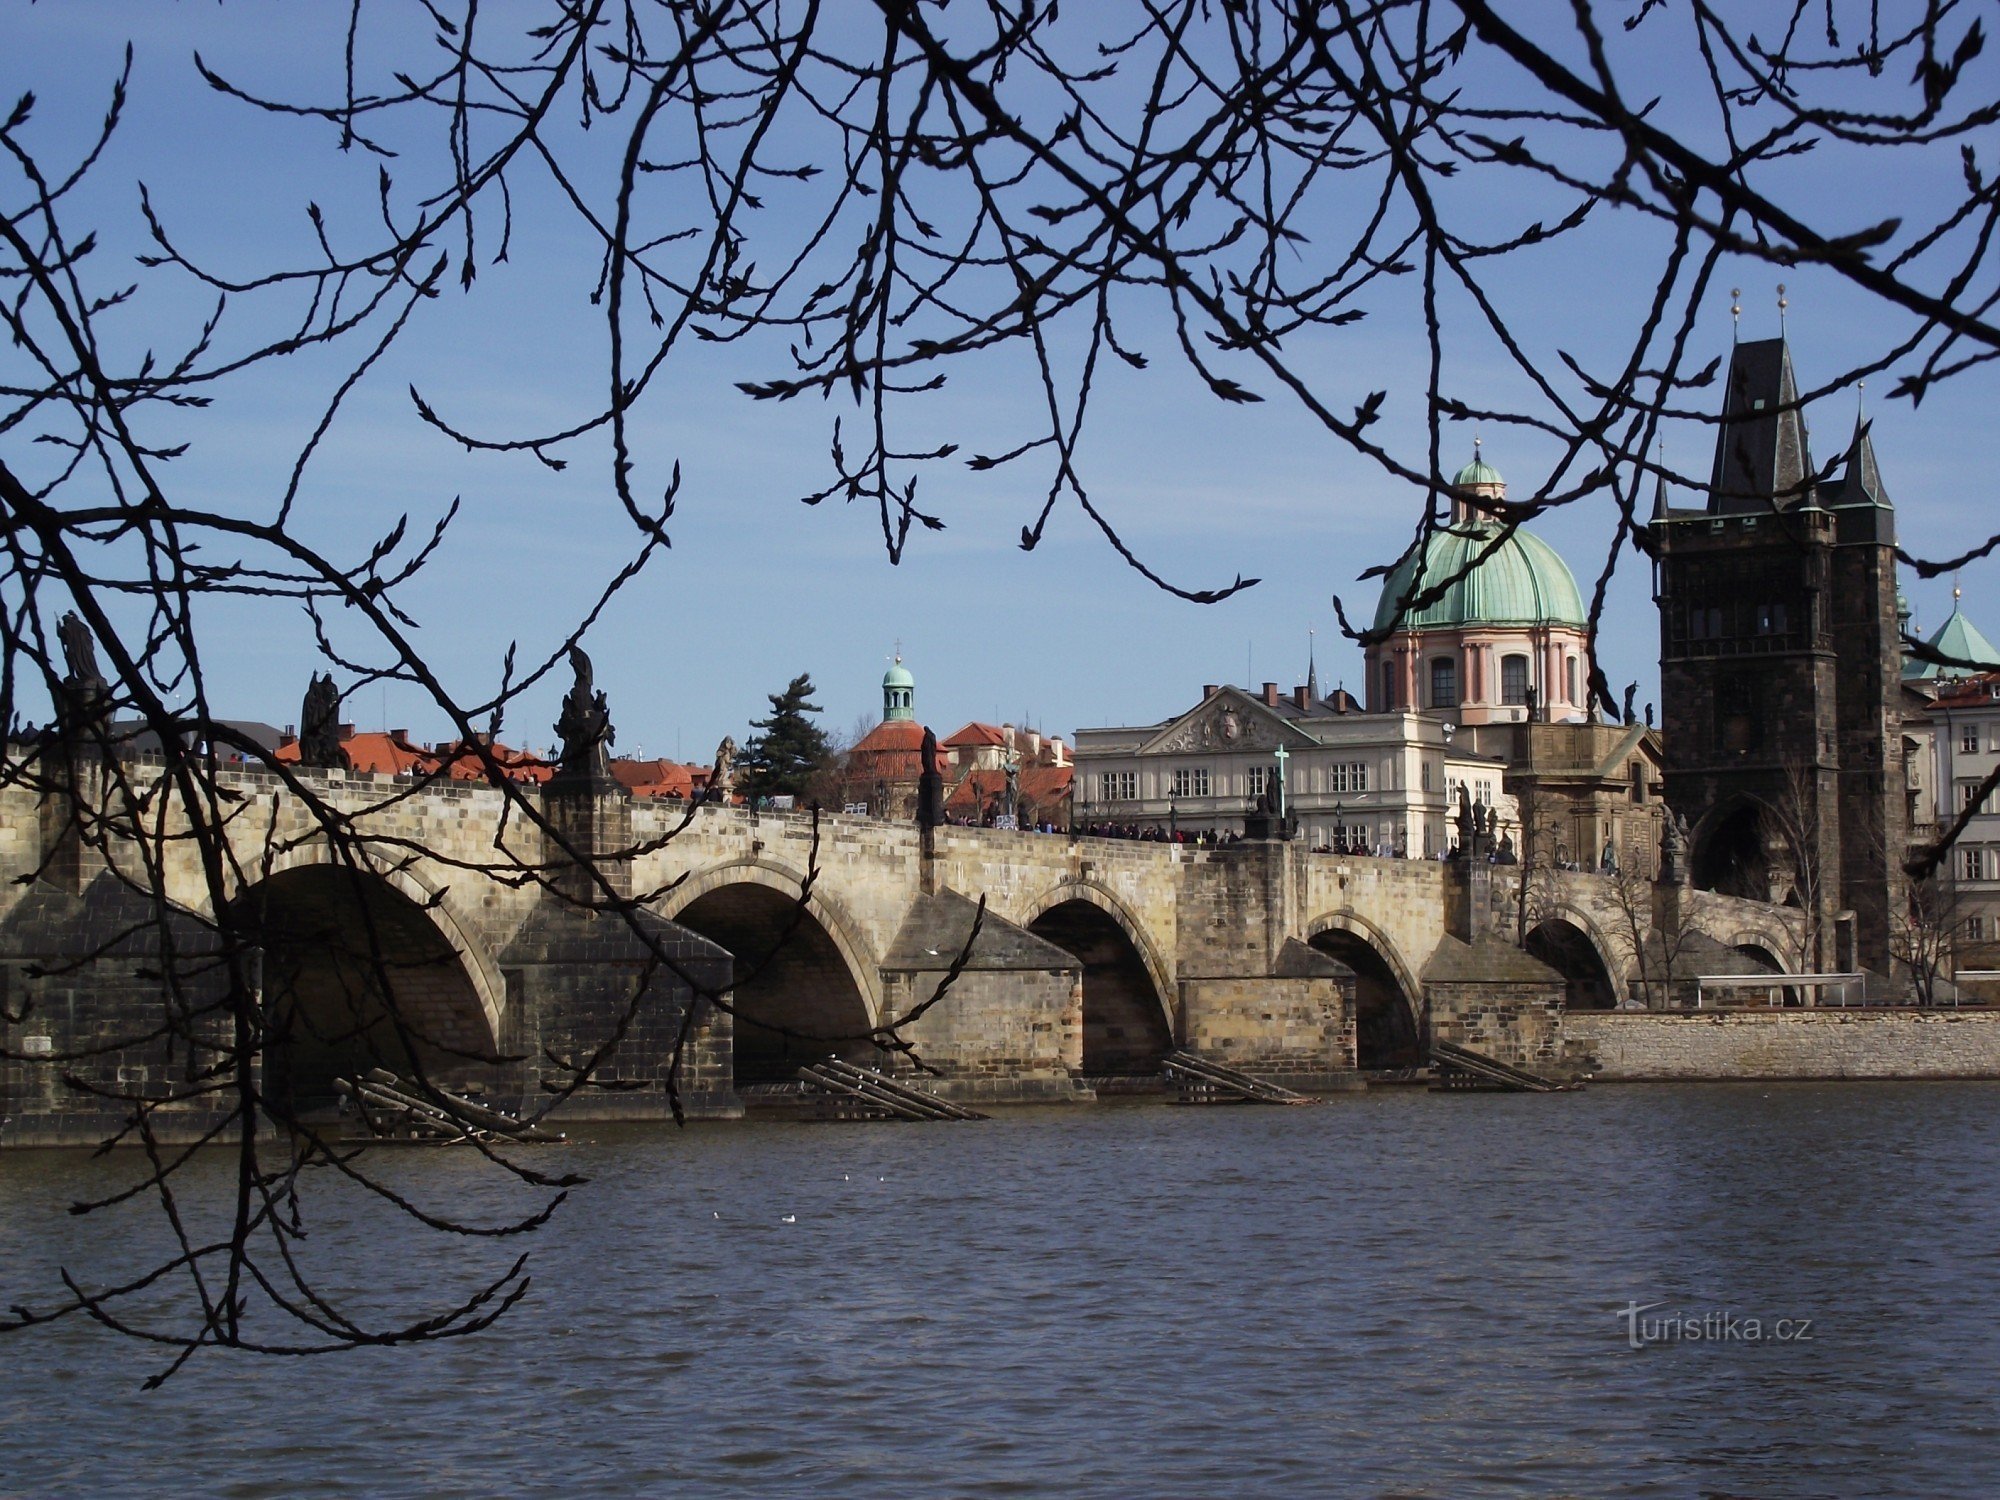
[1566,655,1579,705]
[1101,771,1136,801]
[1327,761,1369,793]
[1964,847,1985,881]
[1422,761,1433,791]
[1963,726,1980,755]
[1430,657,1458,710]
[1969,915,1989,942]
[1501,654,1529,705]
[1171,767,1210,798]
[1381,661,1398,710]
[1247,765,1270,798]
[1962,781,1988,813]
[1754,603,1788,635]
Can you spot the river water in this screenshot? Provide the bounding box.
[2,1083,1998,1498]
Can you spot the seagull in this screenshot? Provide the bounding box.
[780,1214,797,1224]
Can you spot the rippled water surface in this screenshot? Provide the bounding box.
[4,1083,2000,1498]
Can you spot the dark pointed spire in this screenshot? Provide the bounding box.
[1707,337,1814,514]
[1306,627,1320,703]
[1828,406,1890,509]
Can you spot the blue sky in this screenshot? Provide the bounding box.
[7,5,1995,760]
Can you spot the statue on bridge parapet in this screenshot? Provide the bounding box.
[916,726,944,829]
[553,645,616,790]
[297,672,349,771]
[54,609,110,747]
[1659,807,1691,886]
[709,736,737,804]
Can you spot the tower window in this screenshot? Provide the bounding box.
[1566,656,1579,705]
[1430,657,1458,710]
[1501,654,1529,705]
[1381,660,1398,710]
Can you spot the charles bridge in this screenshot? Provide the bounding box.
[0,750,1818,1144]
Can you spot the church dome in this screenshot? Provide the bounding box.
[881,653,916,721]
[1453,455,1504,489]
[1371,517,1588,633]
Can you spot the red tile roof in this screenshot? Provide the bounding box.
[852,719,929,754]
[943,721,1006,748]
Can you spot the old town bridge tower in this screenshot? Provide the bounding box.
[1650,337,1907,975]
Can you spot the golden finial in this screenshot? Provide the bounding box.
[1730,286,1742,338]
[1777,282,1788,334]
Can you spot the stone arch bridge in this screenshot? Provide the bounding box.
[0,759,1799,1143]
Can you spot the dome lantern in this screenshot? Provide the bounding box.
[882,652,916,721]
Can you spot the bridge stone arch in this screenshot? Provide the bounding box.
[656,857,883,1022]
[1306,910,1425,1068]
[1019,880,1176,1011]
[1524,905,1625,1010]
[210,844,510,1046]
[226,861,506,1114]
[1020,879,1178,1075]
[658,857,885,1087]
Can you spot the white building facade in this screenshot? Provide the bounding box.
[1073,680,1512,855]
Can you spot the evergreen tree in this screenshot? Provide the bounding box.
[738,673,833,802]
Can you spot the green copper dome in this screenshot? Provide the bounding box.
[1454,455,1504,489]
[1371,517,1588,633]
[881,654,916,721]
[1906,602,2000,680]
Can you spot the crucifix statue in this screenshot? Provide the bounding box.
[1272,743,1290,821]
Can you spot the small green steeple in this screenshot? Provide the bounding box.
[882,652,916,721]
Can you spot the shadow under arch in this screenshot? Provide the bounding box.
[1021,881,1175,1076]
[1692,799,1775,902]
[1525,915,1619,1010]
[1307,911,1423,1069]
[659,859,881,1087]
[1730,941,1800,1006]
[227,863,502,1116]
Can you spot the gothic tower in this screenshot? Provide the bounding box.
[1651,337,1907,975]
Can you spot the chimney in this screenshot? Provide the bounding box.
[1262,682,1279,707]
[1203,684,1219,699]
[1293,685,1309,710]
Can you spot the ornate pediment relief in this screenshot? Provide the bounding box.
[1142,694,1295,755]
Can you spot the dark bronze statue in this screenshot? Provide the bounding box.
[1622,682,1638,725]
[554,645,615,784]
[916,726,944,828]
[297,672,348,770]
[58,611,103,688]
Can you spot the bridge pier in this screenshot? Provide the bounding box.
[1173,842,1362,1092]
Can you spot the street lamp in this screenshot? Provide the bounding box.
[1168,790,1178,842]
[1334,799,1345,853]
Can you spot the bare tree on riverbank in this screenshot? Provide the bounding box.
[7,1,2000,1375]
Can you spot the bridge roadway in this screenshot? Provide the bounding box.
[0,759,1801,1142]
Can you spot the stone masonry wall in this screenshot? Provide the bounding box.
[882,967,1084,1103]
[1568,1009,2000,1080]
[1428,979,1572,1077]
